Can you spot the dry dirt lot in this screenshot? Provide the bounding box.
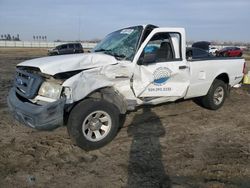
[0,48,250,188]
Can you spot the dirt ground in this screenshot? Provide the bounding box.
[0,48,250,188]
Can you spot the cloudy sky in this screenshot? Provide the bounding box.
[0,0,249,42]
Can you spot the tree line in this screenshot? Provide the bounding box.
[0,34,48,41]
[33,36,47,41]
[0,34,20,41]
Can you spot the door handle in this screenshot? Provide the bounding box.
[179,65,188,70]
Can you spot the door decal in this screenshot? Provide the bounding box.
[153,67,172,86]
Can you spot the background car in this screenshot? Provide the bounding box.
[186,47,213,60]
[192,41,211,51]
[209,47,218,55]
[192,41,218,56]
[48,42,84,55]
[217,47,243,57]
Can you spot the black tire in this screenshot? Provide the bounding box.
[67,99,120,150]
[199,79,227,110]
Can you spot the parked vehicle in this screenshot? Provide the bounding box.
[8,24,246,150]
[217,47,243,57]
[192,41,218,56]
[48,43,84,55]
[192,41,211,51]
[186,47,212,60]
[209,47,218,55]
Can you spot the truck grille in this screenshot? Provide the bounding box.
[15,68,43,99]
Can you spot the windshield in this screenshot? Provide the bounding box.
[93,26,143,61]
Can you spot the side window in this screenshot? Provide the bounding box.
[169,33,181,59]
[139,32,181,65]
[61,44,68,49]
[68,44,74,49]
[56,46,61,50]
[75,43,81,48]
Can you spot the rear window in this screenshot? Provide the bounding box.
[60,44,68,49]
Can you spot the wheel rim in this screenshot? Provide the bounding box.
[82,110,112,142]
[213,86,224,105]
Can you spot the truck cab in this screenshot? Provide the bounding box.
[132,27,189,102]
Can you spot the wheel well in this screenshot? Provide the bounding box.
[63,87,127,125]
[215,73,229,84]
[86,87,127,114]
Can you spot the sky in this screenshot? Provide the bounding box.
[0,0,250,42]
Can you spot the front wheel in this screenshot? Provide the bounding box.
[199,79,227,110]
[67,99,120,150]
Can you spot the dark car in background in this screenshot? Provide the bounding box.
[186,47,213,60]
[217,47,243,57]
[192,41,218,56]
[48,43,84,56]
[192,41,211,51]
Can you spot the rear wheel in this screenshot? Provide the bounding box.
[199,79,227,110]
[67,99,120,150]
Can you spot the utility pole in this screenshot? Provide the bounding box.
[78,15,81,42]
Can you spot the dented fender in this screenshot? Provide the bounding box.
[62,67,114,103]
[62,62,134,104]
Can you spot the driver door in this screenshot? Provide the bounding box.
[132,29,190,99]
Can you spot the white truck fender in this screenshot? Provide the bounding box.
[62,68,113,103]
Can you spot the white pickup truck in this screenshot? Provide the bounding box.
[8,25,246,150]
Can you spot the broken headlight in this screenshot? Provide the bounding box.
[38,82,62,99]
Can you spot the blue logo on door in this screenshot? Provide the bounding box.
[153,67,172,86]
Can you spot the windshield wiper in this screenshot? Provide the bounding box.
[94,48,108,52]
[112,53,126,60]
[94,49,126,60]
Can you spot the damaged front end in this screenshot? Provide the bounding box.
[7,67,67,130]
[7,52,134,130]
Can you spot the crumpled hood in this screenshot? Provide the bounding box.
[17,53,117,75]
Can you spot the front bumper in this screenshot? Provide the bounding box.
[7,88,65,130]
